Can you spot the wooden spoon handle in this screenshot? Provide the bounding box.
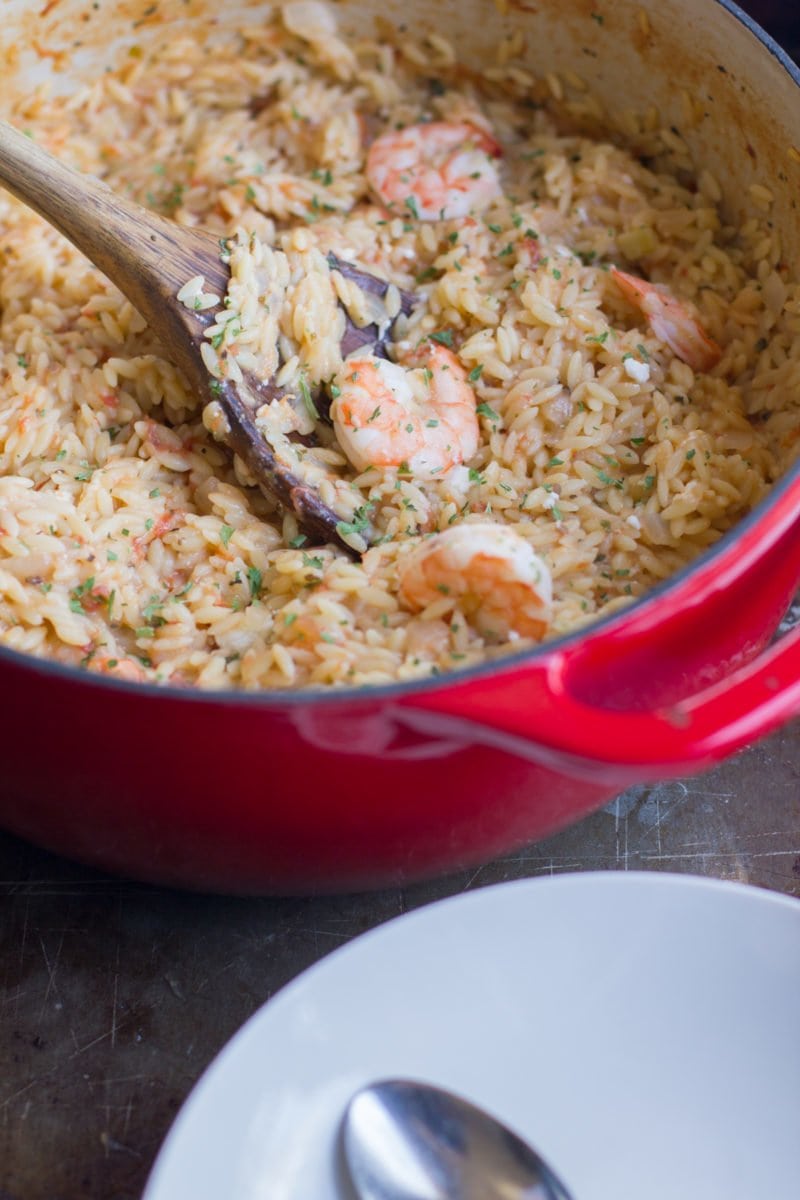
[0,119,226,326]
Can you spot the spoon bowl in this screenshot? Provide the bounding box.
[0,119,410,549]
[342,1078,574,1200]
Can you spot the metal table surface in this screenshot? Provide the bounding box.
[1,720,799,1200]
[2,4,800,1198]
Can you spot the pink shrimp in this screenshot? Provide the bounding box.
[330,343,479,479]
[611,267,722,372]
[366,121,503,221]
[88,654,148,683]
[398,523,552,641]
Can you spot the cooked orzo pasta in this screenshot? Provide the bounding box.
[1,1,799,690]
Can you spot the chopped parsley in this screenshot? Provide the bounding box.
[220,524,234,547]
[467,363,484,382]
[298,375,319,421]
[69,576,95,614]
[429,329,454,347]
[597,469,624,490]
[476,402,500,422]
[336,506,372,538]
[247,566,262,598]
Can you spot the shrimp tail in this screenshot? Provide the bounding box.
[611,266,722,372]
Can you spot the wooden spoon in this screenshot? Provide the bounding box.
[0,120,411,550]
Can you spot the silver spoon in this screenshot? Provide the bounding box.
[342,1078,574,1200]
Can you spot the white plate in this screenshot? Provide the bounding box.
[144,873,800,1200]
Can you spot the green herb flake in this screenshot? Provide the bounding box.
[302,553,324,571]
[586,331,609,345]
[289,534,308,548]
[144,518,154,532]
[283,611,298,626]
[247,566,263,598]
[591,11,604,25]
[298,375,319,421]
[549,456,564,466]
[476,402,499,421]
[69,576,96,614]
[429,329,454,347]
[467,363,484,383]
[636,343,650,361]
[404,195,419,219]
[686,448,696,460]
[468,467,485,485]
[55,449,67,461]
[597,469,624,490]
[220,524,234,547]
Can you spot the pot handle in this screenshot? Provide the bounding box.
[408,622,800,773]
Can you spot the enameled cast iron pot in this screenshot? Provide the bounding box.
[2,0,800,893]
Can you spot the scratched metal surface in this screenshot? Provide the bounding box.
[1,718,799,1200]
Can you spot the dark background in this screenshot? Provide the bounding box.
[1,3,799,1198]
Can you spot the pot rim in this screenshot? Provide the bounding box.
[1,0,799,712]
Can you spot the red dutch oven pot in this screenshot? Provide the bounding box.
[1,0,800,892]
